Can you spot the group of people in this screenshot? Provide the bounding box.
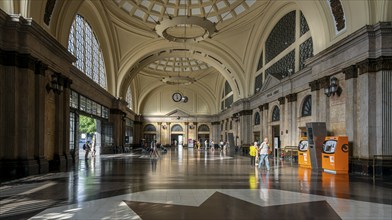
[195,139,229,151]
[249,138,270,170]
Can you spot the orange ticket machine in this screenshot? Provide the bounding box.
[298,137,311,168]
[322,136,349,174]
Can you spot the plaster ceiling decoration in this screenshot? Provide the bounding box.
[113,0,257,25]
[112,0,259,43]
[148,57,210,72]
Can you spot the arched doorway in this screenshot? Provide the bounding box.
[171,124,184,146]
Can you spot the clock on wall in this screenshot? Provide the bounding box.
[172,92,182,102]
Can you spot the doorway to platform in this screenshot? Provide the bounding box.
[198,134,210,148]
[171,134,183,147]
[76,115,101,160]
[271,125,280,158]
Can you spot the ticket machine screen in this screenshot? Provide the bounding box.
[298,140,309,152]
[323,140,337,154]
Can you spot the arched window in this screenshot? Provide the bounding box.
[256,10,313,87]
[301,95,312,117]
[254,112,260,125]
[198,124,210,132]
[126,86,133,110]
[144,124,156,132]
[68,14,107,89]
[272,106,280,122]
[171,124,183,132]
[221,80,233,111]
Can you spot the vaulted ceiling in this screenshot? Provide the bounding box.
[1,0,389,116]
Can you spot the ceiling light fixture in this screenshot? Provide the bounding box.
[155,16,217,43]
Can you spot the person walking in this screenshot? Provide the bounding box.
[219,140,224,151]
[91,135,96,157]
[249,142,257,167]
[83,141,91,159]
[258,138,270,170]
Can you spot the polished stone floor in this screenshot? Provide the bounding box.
[0,147,391,220]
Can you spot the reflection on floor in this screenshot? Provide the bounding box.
[1,147,391,220]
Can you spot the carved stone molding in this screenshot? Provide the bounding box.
[278,97,285,105]
[211,121,220,125]
[258,105,263,111]
[318,76,330,89]
[110,109,126,116]
[286,93,298,102]
[35,61,48,76]
[309,80,320,91]
[63,77,73,89]
[238,110,253,116]
[343,65,358,80]
[0,50,37,71]
[357,56,392,74]
[263,103,269,110]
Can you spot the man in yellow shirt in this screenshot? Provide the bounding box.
[249,142,257,167]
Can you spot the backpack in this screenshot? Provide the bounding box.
[83,144,86,150]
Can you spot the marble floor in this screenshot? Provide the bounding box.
[0,147,391,220]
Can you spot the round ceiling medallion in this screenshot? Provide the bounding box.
[155,16,217,43]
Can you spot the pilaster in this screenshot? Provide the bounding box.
[238,110,252,145]
[343,65,358,158]
[211,121,220,144]
[278,97,286,146]
[317,76,330,123]
[35,61,49,174]
[286,93,298,146]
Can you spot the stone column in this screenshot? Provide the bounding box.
[309,80,320,120]
[184,122,189,144]
[239,110,253,145]
[34,61,49,174]
[357,58,392,161]
[317,76,330,125]
[134,120,142,146]
[374,57,392,157]
[211,121,220,144]
[0,52,40,178]
[343,65,358,157]
[378,69,392,156]
[110,109,123,147]
[62,77,73,170]
[258,105,263,138]
[262,103,269,140]
[53,73,67,171]
[286,93,298,146]
[357,60,377,159]
[278,97,286,146]
[167,122,171,144]
[158,122,162,144]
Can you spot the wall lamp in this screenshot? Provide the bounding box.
[324,76,342,97]
[46,73,63,94]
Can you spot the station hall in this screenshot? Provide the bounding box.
[0,0,391,219]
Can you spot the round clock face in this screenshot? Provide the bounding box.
[172,92,182,102]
